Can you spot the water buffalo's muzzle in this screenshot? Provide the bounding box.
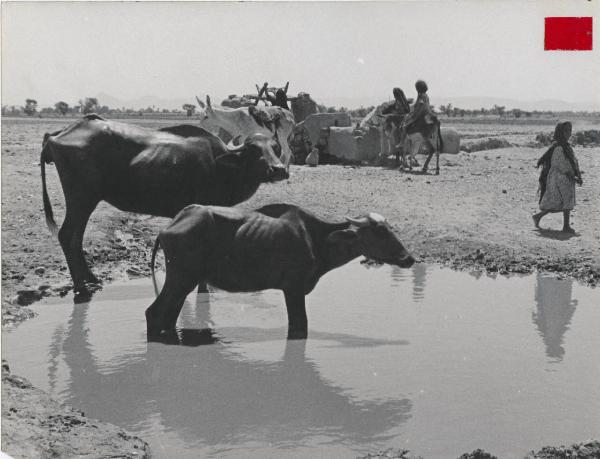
[268,166,289,182]
[396,254,416,268]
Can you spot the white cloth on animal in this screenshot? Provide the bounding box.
[539,146,578,211]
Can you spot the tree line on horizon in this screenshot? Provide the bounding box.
[328,104,598,119]
[2,97,598,119]
[1,97,191,117]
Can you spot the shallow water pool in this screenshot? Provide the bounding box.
[3,261,599,458]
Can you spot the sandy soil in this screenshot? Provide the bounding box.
[2,117,599,458]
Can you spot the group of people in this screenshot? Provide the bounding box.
[383,83,584,234]
[289,79,439,167]
[383,79,439,161]
[273,80,584,233]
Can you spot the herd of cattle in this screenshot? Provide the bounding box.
[40,99,419,340]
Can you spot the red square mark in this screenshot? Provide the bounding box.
[545,17,593,50]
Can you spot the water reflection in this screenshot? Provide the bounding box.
[56,292,412,452]
[411,264,428,301]
[532,274,578,362]
[391,263,428,302]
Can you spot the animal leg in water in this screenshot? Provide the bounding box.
[146,268,198,336]
[284,289,308,340]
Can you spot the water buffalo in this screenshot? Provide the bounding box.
[147,203,415,340]
[41,114,288,293]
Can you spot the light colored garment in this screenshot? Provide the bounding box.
[539,146,577,210]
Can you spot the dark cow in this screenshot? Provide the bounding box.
[41,114,288,293]
[147,203,415,340]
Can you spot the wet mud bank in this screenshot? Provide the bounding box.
[360,442,600,459]
[1,361,150,458]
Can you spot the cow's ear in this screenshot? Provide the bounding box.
[327,229,357,244]
[216,153,243,170]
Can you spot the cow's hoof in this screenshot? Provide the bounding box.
[146,326,164,339]
[147,328,179,344]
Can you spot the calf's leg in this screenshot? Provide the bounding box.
[146,266,198,337]
[284,289,308,340]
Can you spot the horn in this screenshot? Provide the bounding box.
[345,216,370,227]
[227,135,243,147]
[226,135,245,152]
[367,213,386,224]
[206,95,212,108]
[195,96,205,109]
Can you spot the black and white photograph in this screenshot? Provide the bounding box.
[1,1,599,458]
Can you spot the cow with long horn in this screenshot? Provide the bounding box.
[196,94,296,166]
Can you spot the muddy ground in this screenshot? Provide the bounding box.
[2,117,599,458]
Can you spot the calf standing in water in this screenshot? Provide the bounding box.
[147,204,415,340]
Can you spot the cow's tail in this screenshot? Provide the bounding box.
[150,236,161,296]
[41,136,59,238]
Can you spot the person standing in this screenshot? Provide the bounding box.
[533,121,583,233]
[266,88,290,110]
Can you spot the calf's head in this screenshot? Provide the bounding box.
[338,213,415,268]
[217,133,289,183]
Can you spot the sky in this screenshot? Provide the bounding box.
[1,1,599,109]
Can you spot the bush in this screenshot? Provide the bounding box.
[535,130,600,147]
[573,130,600,145]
